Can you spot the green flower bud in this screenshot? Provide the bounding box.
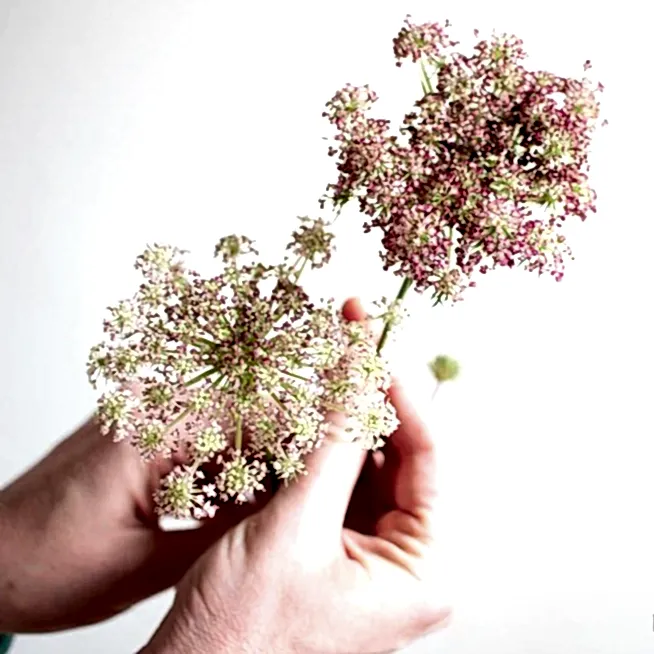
[428,355,460,382]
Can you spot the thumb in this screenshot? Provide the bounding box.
[268,412,366,547]
[265,298,369,547]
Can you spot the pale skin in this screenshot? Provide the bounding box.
[0,299,450,652]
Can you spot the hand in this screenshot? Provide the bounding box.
[0,416,257,632]
[143,299,450,654]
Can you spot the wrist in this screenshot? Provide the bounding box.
[140,605,217,654]
[0,491,27,633]
[141,598,271,654]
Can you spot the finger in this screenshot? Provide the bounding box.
[127,499,263,602]
[269,415,366,546]
[265,297,368,544]
[385,382,438,518]
[342,296,367,322]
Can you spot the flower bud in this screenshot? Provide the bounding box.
[428,355,460,382]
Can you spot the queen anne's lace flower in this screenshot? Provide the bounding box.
[89,217,397,517]
[287,217,335,269]
[155,467,206,519]
[325,18,603,304]
[216,454,267,503]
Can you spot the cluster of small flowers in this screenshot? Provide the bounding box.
[323,17,603,303]
[88,218,397,518]
[372,296,409,333]
[287,216,335,269]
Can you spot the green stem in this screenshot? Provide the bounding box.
[270,392,289,415]
[280,369,312,382]
[166,405,193,434]
[323,401,346,412]
[234,412,243,451]
[420,59,434,93]
[331,202,345,224]
[210,374,225,390]
[294,257,309,283]
[279,380,298,398]
[218,313,235,336]
[184,367,217,387]
[376,277,413,354]
[195,336,217,349]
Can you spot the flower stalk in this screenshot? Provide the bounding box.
[376,277,413,353]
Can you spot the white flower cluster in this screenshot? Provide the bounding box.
[89,220,398,518]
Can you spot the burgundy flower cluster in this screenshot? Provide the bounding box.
[324,17,603,303]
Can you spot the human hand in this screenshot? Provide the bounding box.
[143,299,450,654]
[0,415,258,632]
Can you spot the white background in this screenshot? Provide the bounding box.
[1,1,653,652]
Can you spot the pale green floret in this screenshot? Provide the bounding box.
[158,469,199,517]
[144,383,174,407]
[136,423,167,458]
[272,452,306,483]
[194,425,227,458]
[428,355,460,382]
[108,300,138,333]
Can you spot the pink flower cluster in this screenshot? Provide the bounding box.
[88,220,397,517]
[324,18,603,302]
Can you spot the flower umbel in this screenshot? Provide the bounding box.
[325,18,603,306]
[89,218,397,516]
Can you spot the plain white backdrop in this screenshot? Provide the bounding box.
[1,1,652,652]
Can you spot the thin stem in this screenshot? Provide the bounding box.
[195,336,217,349]
[165,405,193,434]
[280,369,312,382]
[376,277,413,354]
[210,374,225,390]
[420,59,434,93]
[279,380,299,399]
[270,392,289,415]
[217,312,235,336]
[431,382,441,401]
[323,401,346,413]
[235,413,243,451]
[184,367,217,387]
[294,257,309,283]
[330,202,345,224]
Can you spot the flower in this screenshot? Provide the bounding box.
[192,423,227,462]
[96,388,137,440]
[287,217,335,269]
[89,217,397,516]
[134,420,170,460]
[428,355,460,383]
[324,19,603,305]
[271,449,307,484]
[216,453,267,503]
[155,467,206,518]
[393,16,457,65]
